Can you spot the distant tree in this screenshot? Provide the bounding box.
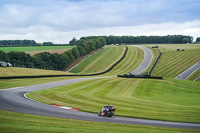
[99,37,107,46]
[77,45,86,56]
[0,40,36,46]
[196,37,200,43]
[182,38,190,43]
[8,51,33,67]
[43,42,53,45]
[71,47,80,59]
[63,50,75,63]
[0,50,10,62]
[94,38,102,49]
[69,37,78,45]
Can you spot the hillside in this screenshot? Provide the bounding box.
[148,44,200,79]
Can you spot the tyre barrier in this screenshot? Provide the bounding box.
[0,46,128,79]
[117,74,163,79]
[148,52,162,75]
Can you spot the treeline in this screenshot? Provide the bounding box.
[0,40,70,46]
[0,40,37,46]
[70,35,193,45]
[0,37,106,70]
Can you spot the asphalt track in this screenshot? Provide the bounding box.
[175,60,200,80]
[130,45,153,75]
[0,46,200,129]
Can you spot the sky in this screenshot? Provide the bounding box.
[0,0,199,43]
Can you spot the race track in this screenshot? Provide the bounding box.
[175,60,200,80]
[0,46,200,129]
[130,45,153,75]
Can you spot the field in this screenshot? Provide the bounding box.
[27,77,200,123]
[0,46,75,55]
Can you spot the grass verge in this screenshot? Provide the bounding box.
[0,67,72,77]
[0,76,80,89]
[0,110,199,133]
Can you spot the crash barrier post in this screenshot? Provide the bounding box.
[0,46,128,79]
[148,52,162,75]
[117,74,163,79]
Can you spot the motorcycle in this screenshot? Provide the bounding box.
[98,105,116,117]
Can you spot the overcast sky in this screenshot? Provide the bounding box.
[0,0,199,43]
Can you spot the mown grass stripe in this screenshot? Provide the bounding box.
[28,77,200,123]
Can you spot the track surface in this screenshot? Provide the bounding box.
[175,61,200,80]
[0,46,200,129]
[130,45,153,74]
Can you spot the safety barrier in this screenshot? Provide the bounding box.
[117,74,163,79]
[148,52,162,75]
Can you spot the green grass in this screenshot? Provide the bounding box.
[71,45,144,76]
[70,45,126,74]
[149,44,200,78]
[1,110,198,133]
[27,77,200,123]
[0,67,72,77]
[103,46,144,76]
[0,46,75,53]
[0,76,79,89]
[187,68,200,81]
[1,44,200,132]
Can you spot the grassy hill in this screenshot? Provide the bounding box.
[70,45,144,76]
[1,44,200,132]
[70,45,126,74]
[27,77,200,123]
[144,44,200,79]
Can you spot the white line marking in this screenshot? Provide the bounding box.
[24,93,41,103]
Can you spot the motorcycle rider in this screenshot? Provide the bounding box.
[102,106,107,113]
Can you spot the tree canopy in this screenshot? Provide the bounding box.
[1,37,106,71]
[70,35,193,45]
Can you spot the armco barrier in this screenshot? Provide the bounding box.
[117,74,163,79]
[148,52,162,75]
[0,46,128,79]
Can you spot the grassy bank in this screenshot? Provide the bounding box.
[149,44,200,78]
[187,68,200,81]
[0,110,198,133]
[70,45,126,74]
[0,67,72,77]
[71,45,144,76]
[103,46,144,76]
[27,77,200,123]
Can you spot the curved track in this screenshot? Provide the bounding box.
[130,45,153,75]
[175,61,200,80]
[0,77,200,129]
[0,46,200,129]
